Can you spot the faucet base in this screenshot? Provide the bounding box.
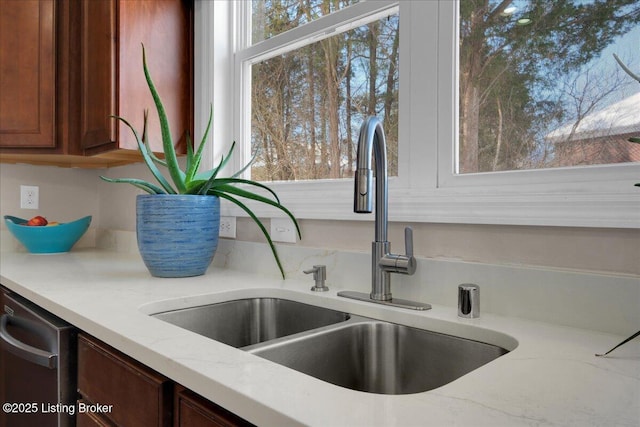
[337,291,432,311]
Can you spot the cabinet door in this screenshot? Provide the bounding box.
[79,0,193,156]
[76,401,116,427]
[78,333,172,427]
[0,0,56,149]
[116,0,193,155]
[174,385,254,427]
[79,0,117,153]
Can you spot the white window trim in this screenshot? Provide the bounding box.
[196,0,640,229]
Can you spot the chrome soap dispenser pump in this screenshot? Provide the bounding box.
[458,284,480,318]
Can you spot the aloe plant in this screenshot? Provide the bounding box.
[101,46,301,277]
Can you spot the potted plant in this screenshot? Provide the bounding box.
[101,46,300,278]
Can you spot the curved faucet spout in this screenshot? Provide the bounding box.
[354,116,388,242]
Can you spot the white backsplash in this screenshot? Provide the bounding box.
[226,240,639,336]
[3,226,637,336]
[95,229,639,337]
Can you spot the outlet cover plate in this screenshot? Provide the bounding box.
[219,216,236,238]
[20,185,39,210]
[270,217,297,243]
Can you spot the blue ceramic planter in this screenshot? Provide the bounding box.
[136,195,220,278]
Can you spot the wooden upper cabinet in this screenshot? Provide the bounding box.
[79,0,193,157]
[78,0,117,153]
[0,0,193,167]
[0,0,56,149]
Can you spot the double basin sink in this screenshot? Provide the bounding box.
[150,298,509,395]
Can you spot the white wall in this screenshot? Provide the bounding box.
[0,163,100,221]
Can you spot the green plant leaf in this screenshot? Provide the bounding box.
[192,142,238,184]
[142,44,186,193]
[186,104,213,184]
[145,139,168,168]
[112,114,175,194]
[191,142,240,195]
[209,183,301,239]
[232,150,258,178]
[207,178,281,204]
[185,131,195,179]
[141,110,169,169]
[628,137,640,143]
[212,141,236,179]
[99,176,166,194]
[215,192,287,279]
[196,154,233,194]
[614,54,640,84]
[143,121,166,166]
[196,168,222,195]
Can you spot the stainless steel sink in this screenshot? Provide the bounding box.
[249,320,509,394]
[151,298,350,348]
[150,297,510,394]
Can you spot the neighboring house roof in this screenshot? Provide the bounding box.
[546,91,640,143]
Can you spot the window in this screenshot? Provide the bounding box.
[238,1,400,181]
[252,0,358,43]
[458,0,640,174]
[197,1,640,228]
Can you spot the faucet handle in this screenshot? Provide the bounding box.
[401,226,417,275]
[379,227,417,276]
[405,227,413,258]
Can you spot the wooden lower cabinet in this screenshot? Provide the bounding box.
[78,333,172,426]
[76,400,117,427]
[174,385,253,427]
[78,333,253,427]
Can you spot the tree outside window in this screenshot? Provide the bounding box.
[248,0,399,181]
[459,0,640,174]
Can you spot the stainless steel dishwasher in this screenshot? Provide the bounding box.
[0,287,77,427]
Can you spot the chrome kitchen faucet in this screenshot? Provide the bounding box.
[338,117,431,310]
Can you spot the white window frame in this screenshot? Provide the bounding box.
[196,0,640,229]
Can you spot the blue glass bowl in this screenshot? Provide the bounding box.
[4,215,92,253]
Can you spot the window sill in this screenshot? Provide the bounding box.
[220,178,640,229]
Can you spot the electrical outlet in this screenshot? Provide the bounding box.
[20,185,39,210]
[270,217,297,243]
[219,216,236,238]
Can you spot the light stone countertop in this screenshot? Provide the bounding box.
[1,248,638,427]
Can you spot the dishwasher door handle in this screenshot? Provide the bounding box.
[0,314,58,369]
